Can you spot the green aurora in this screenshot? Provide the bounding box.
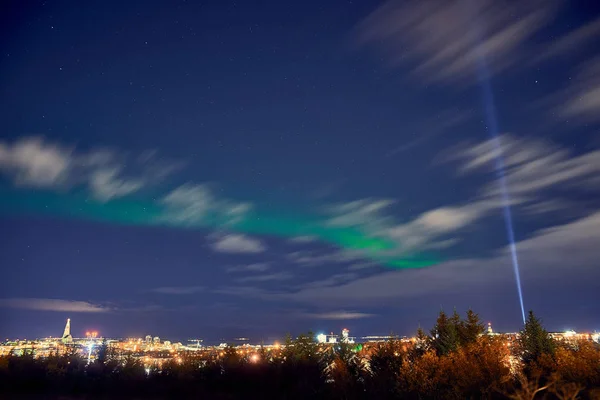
[0,186,439,269]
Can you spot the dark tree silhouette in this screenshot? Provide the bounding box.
[430,310,460,355]
[460,309,485,346]
[519,310,556,365]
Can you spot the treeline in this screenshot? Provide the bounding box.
[0,310,599,399]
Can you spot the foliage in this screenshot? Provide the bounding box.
[519,310,556,366]
[0,310,599,399]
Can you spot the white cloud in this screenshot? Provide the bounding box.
[161,184,253,225]
[384,198,514,254]
[0,137,72,187]
[287,249,366,267]
[301,311,375,320]
[384,133,600,253]
[326,198,395,229]
[317,134,600,256]
[0,136,179,201]
[288,235,317,244]
[89,168,144,201]
[347,261,378,271]
[0,298,109,313]
[211,234,266,254]
[357,0,556,83]
[447,134,600,199]
[150,286,205,295]
[162,184,215,223]
[534,17,600,63]
[560,58,600,123]
[227,263,270,273]
[285,211,600,305]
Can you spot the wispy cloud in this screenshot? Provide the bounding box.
[150,286,205,295]
[384,198,512,253]
[161,184,253,225]
[227,263,270,273]
[559,57,600,123]
[533,16,600,63]
[236,272,293,283]
[326,198,395,230]
[386,110,472,157]
[287,250,366,267]
[347,261,378,271]
[0,137,72,187]
[300,311,375,320]
[357,0,557,83]
[213,286,272,297]
[0,298,110,313]
[0,136,179,201]
[446,133,600,199]
[89,168,144,201]
[285,211,600,305]
[288,236,317,244]
[383,133,600,253]
[299,273,358,289]
[211,234,266,254]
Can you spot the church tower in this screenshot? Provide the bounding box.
[62,318,73,344]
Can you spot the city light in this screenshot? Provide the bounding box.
[2,318,598,372]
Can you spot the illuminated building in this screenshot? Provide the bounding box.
[153,336,160,344]
[145,335,152,343]
[316,333,327,344]
[487,322,494,335]
[341,328,349,342]
[341,328,355,344]
[61,318,73,344]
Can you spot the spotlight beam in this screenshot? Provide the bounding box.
[470,14,526,325]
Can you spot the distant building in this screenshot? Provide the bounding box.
[153,336,160,344]
[145,335,152,344]
[61,319,73,344]
[341,328,355,344]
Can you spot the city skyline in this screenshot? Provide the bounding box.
[2,0,600,339]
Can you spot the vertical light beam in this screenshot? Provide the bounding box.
[471,18,526,325]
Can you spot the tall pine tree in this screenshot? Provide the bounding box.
[430,310,460,355]
[519,311,555,365]
[459,309,485,345]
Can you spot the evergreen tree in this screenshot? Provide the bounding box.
[460,309,485,345]
[96,338,108,366]
[430,310,459,355]
[416,327,429,351]
[519,310,555,365]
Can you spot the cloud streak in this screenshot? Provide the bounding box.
[211,234,267,254]
[300,311,375,320]
[0,136,178,201]
[0,298,110,313]
[227,263,270,273]
[284,211,600,305]
[357,0,556,83]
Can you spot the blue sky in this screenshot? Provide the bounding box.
[1,0,599,341]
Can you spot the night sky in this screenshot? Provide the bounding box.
[1,0,600,342]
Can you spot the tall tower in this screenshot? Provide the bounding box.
[62,318,73,344]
